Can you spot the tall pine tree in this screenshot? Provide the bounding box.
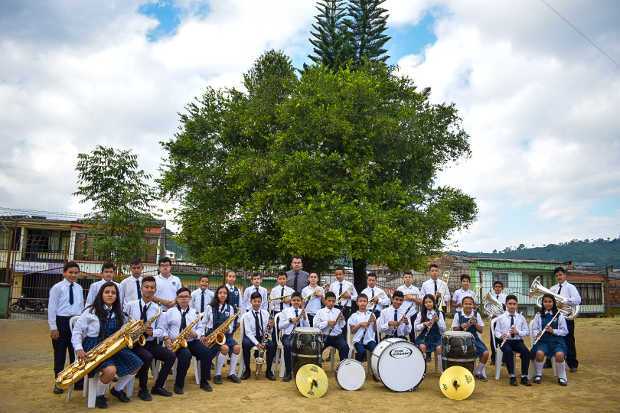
[308,0,351,69]
[346,0,390,64]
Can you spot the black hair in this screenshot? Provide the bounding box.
[88,281,124,338]
[101,261,116,272]
[420,294,438,322]
[158,257,172,266]
[199,274,209,281]
[176,287,191,296]
[357,293,368,301]
[539,293,558,316]
[63,261,80,272]
[130,257,142,266]
[493,280,504,287]
[277,272,287,278]
[291,256,302,261]
[429,263,439,270]
[554,266,566,276]
[335,266,345,272]
[142,275,156,285]
[325,291,336,299]
[403,271,413,276]
[460,274,470,282]
[392,290,404,299]
[462,296,475,305]
[250,291,262,301]
[291,292,302,299]
[367,273,377,279]
[251,273,262,279]
[505,294,518,303]
[211,285,229,309]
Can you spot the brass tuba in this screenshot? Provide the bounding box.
[529,276,579,319]
[170,312,204,352]
[482,291,505,318]
[204,311,238,348]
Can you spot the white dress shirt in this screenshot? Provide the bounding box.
[206,303,235,334]
[550,281,582,306]
[124,299,165,341]
[301,285,324,315]
[155,274,182,303]
[413,309,447,335]
[86,279,122,307]
[378,305,413,337]
[162,305,205,341]
[48,279,84,330]
[269,285,295,313]
[329,279,358,308]
[361,286,390,312]
[241,308,271,346]
[71,307,119,351]
[489,291,507,307]
[119,275,142,309]
[279,306,310,336]
[313,307,346,336]
[420,278,451,305]
[493,311,529,340]
[241,285,268,312]
[397,284,422,314]
[452,288,476,309]
[451,310,484,340]
[348,310,377,344]
[191,288,215,313]
[531,311,568,338]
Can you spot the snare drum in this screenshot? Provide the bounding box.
[441,331,476,372]
[336,359,366,391]
[292,327,323,376]
[370,338,425,392]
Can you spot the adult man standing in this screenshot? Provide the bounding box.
[550,266,581,372]
[286,256,309,294]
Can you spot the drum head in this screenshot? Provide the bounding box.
[444,331,473,338]
[336,359,366,391]
[377,340,425,392]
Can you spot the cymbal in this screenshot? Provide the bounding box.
[295,364,328,398]
[439,366,475,400]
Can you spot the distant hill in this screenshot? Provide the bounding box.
[452,238,620,269]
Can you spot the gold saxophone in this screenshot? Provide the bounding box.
[170,312,204,352]
[55,308,161,389]
[204,311,238,348]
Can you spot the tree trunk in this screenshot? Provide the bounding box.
[352,258,367,296]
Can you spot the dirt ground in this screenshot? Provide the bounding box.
[0,318,619,413]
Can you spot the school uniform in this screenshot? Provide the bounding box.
[378,305,413,339]
[155,274,182,306]
[531,311,568,357]
[301,285,324,326]
[414,309,446,350]
[452,310,487,357]
[494,311,530,377]
[225,283,241,311]
[241,285,268,312]
[489,291,507,361]
[119,275,142,310]
[241,308,276,375]
[279,306,310,376]
[205,303,240,379]
[347,310,377,362]
[269,285,295,314]
[329,280,357,320]
[85,279,122,307]
[313,307,349,361]
[550,281,581,369]
[48,279,84,381]
[163,305,211,388]
[451,288,476,312]
[360,286,390,316]
[420,278,450,310]
[191,287,214,313]
[397,284,422,315]
[125,299,176,391]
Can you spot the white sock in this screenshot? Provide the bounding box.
[535,361,544,376]
[96,380,107,396]
[480,364,488,378]
[114,375,132,391]
[216,353,226,375]
[229,353,239,376]
[556,361,567,381]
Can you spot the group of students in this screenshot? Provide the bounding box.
[48,257,581,408]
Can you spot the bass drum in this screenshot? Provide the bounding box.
[336,359,366,391]
[441,331,476,372]
[292,327,323,377]
[370,338,425,392]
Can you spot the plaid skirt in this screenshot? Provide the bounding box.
[83,337,143,377]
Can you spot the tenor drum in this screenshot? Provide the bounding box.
[370,338,425,392]
[441,331,476,372]
[336,359,366,391]
[292,327,323,376]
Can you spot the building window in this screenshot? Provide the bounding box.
[575,283,603,305]
[0,227,21,251]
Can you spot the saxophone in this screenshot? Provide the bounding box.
[255,312,274,377]
[204,311,239,348]
[55,308,161,389]
[170,312,204,352]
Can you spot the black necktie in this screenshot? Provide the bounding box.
[280,287,285,312]
[69,282,74,305]
[393,309,398,321]
[136,280,142,301]
[371,288,375,298]
[255,286,259,294]
[496,294,499,300]
[180,306,189,330]
[294,272,299,292]
[201,291,205,313]
[141,302,149,322]
[510,314,515,336]
[434,280,438,293]
[557,283,563,295]
[295,309,299,318]
[339,282,343,296]
[254,311,262,341]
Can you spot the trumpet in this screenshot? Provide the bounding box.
[368,291,386,311]
[303,286,323,302]
[268,293,293,303]
[436,272,450,311]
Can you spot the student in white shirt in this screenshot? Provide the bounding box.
[154,257,182,309]
[494,294,531,386]
[420,263,450,313]
[240,292,276,381]
[361,273,389,317]
[49,261,84,394]
[241,273,268,312]
[397,271,422,316]
[86,262,121,307]
[347,294,377,362]
[414,294,446,360]
[531,293,569,386]
[489,280,507,363]
[72,281,143,408]
[301,272,324,326]
[313,291,349,362]
[191,275,214,314]
[550,266,581,372]
[278,292,310,381]
[329,266,357,321]
[451,274,476,312]
[269,272,295,315]
[378,290,412,339]
[119,258,144,310]
[452,296,489,381]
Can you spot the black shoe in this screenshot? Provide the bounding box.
[521,377,531,386]
[509,377,518,386]
[95,395,108,409]
[214,375,223,384]
[475,374,488,382]
[569,367,577,373]
[558,378,568,386]
[534,375,542,384]
[110,388,130,402]
[282,374,292,382]
[490,360,496,366]
[200,382,213,392]
[173,385,184,395]
[138,388,152,401]
[266,372,276,381]
[151,386,173,397]
[240,370,251,380]
[74,383,84,391]
[228,374,241,383]
[53,385,64,394]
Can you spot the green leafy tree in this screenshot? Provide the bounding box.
[308,0,351,69]
[75,145,157,270]
[161,51,477,290]
[346,0,391,64]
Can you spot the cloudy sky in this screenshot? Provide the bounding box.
[1,0,618,252]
